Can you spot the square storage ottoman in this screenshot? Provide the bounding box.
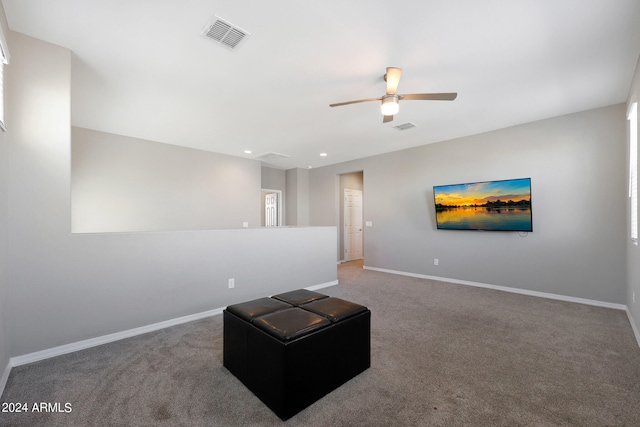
[223,293,371,420]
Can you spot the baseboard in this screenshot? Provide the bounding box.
[0,359,10,398]
[625,309,640,348]
[363,266,627,311]
[9,279,340,369]
[305,280,339,291]
[10,307,224,368]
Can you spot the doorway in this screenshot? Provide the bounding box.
[339,171,364,262]
[261,189,282,227]
[344,188,363,261]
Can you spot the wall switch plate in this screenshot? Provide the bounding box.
[242,222,249,228]
[434,258,439,266]
[365,221,373,227]
[228,278,235,289]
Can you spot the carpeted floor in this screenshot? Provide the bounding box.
[2,260,640,426]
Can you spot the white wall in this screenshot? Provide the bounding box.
[627,55,640,335]
[72,127,261,233]
[310,104,627,304]
[5,31,337,358]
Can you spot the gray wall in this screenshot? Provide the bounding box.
[0,38,9,392]
[4,31,337,359]
[627,55,640,335]
[72,127,261,233]
[310,104,627,304]
[261,166,286,192]
[286,168,310,226]
[0,3,8,387]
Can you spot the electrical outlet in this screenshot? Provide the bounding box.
[228,278,235,289]
[434,258,439,266]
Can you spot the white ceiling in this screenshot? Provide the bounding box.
[3,0,640,170]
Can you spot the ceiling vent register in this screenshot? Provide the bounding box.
[201,16,250,50]
[255,152,290,162]
[393,122,417,131]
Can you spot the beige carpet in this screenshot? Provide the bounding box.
[1,260,640,426]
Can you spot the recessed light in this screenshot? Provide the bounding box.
[244,150,252,154]
[320,153,328,157]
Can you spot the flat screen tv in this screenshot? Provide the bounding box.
[433,178,532,231]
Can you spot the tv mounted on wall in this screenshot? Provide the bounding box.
[433,178,532,232]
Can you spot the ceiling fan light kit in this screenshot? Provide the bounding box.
[330,67,457,123]
[381,95,400,116]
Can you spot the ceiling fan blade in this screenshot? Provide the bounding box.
[399,93,458,101]
[383,115,394,123]
[329,97,382,107]
[385,67,402,95]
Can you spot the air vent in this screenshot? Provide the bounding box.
[255,152,290,162]
[393,122,417,131]
[201,16,250,50]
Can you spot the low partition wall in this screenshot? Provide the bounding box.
[8,226,338,365]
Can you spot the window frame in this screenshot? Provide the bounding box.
[0,21,9,132]
[629,102,638,244]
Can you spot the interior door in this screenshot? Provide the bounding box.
[344,189,363,261]
[265,192,278,227]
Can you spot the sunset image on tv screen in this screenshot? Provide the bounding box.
[433,178,532,231]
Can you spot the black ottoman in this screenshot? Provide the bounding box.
[223,295,371,420]
[223,297,292,385]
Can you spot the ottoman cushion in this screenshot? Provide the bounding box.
[253,307,331,341]
[302,297,367,322]
[272,289,329,306]
[226,297,291,322]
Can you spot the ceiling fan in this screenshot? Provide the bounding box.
[329,67,457,123]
